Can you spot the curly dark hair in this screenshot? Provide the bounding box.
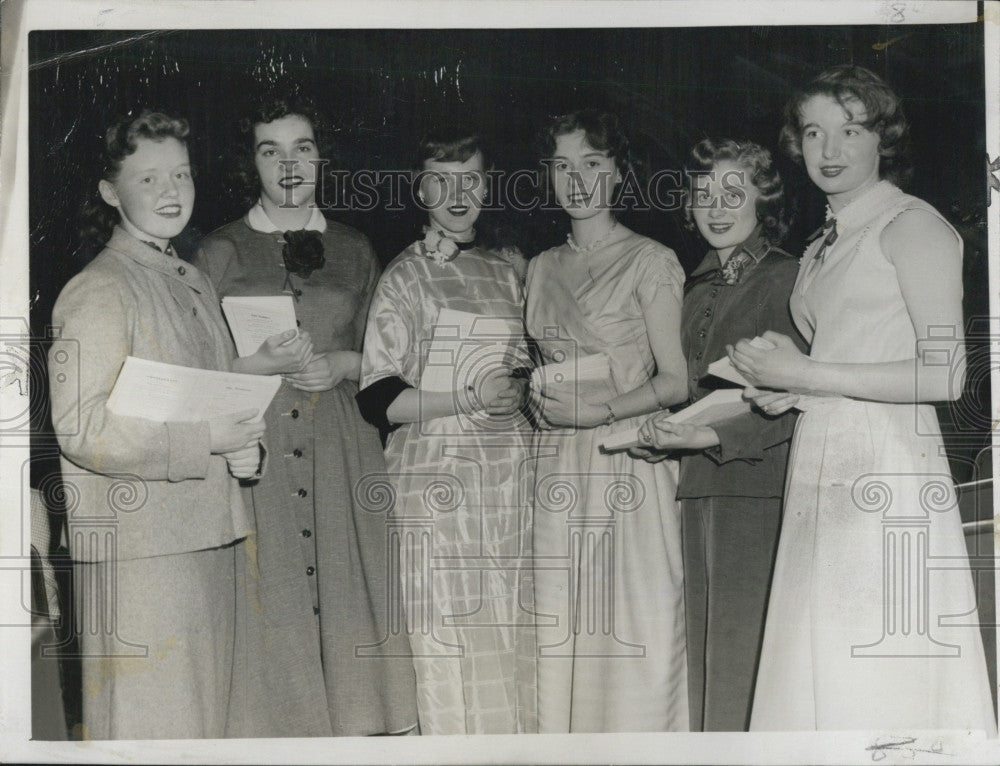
[684,137,789,246]
[79,110,190,252]
[779,64,912,187]
[231,90,334,209]
[538,110,637,199]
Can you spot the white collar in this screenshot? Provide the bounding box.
[830,180,898,229]
[246,200,327,234]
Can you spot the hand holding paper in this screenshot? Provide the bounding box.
[742,386,801,416]
[530,354,619,428]
[419,308,520,393]
[219,442,264,479]
[232,328,313,376]
[106,356,283,425]
[728,331,810,391]
[637,416,719,452]
[707,335,775,387]
[600,388,749,451]
[485,377,528,416]
[222,295,299,358]
[712,336,829,412]
[209,409,265,454]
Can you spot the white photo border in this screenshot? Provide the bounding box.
[1,1,997,763]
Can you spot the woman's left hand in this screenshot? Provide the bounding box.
[533,383,605,428]
[728,331,812,391]
[637,414,718,451]
[284,350,360,392]
[743,385,800,416]
[627,445,673,464]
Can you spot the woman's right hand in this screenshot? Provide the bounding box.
[461,371,516,414]
[484,377,528,416]
[209,408,266,454]
[743,386,799,416]
[241,329,314,375]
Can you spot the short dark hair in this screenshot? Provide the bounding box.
[232,90,333,208]
[540,109,636,182]
[684,138,788,246]
[779,64,911,187]
[416,128,487,169]
[80,110,190,251]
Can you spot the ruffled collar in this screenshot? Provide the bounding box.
[246,199,327,234]
[415,226,477,265]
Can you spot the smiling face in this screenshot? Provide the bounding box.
[98,136,194,247]
[253,114,319,212]
[549,129,622,220]
[420,150,487,239]
[689,159,761,261]
[799,93,882,208]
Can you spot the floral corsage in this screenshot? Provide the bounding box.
[416,227,463,265]
[719,249,755,286]
[281,229,325,298]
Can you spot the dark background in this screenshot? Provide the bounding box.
[24,22,994,737]
[29,23,990,473]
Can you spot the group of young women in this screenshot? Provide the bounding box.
[48,64,995,739]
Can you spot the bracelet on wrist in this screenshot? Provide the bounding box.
[603,402,617,426]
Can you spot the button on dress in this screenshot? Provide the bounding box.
[194,213,417,737]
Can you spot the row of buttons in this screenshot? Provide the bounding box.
[692,287,722,369]
[282,399,318,616]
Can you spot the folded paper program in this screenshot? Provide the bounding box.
[530,353,618,405]
[106,356,281,423]
[600,388,749,451]
[705,335,776,387]
[419,308,521,393]
[221,294,298,358]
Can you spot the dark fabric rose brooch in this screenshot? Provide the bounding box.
[281,229,325,299]
[282,229,325,277]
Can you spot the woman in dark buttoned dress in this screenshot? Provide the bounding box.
[634,139,805,731]
[193,93,416,737]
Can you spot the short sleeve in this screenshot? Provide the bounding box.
[633,244,685,311]
[359,262,417,390]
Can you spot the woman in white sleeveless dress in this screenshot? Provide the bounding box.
[731,65,996,732]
